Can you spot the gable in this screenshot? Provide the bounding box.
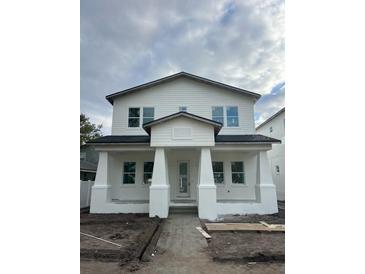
[106,72,261,104]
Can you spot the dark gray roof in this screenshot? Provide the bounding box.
[105,71,261,105]
[143,111,222,135]
[256,107,285,130]
[87,135,150,144]
[86,134,280,144]
[80,160,97,172]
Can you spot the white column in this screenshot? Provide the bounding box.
[90,151,112,213]
[149,148,169,218]
[198,147,217,220]
[256,151,278,213]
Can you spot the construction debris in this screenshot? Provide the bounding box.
[196,226,212,239]
[80,232,122,247]
[205,222,285,232]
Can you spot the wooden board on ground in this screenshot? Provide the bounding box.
[196,226,211,239]
[205,223,285,232]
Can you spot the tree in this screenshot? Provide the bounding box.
[80,113,103,145]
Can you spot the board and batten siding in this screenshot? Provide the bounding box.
[150,117,215,147]
[111,77,256,135]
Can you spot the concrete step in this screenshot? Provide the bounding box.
[169,206,198,214]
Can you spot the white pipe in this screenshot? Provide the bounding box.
[80,232,122,247]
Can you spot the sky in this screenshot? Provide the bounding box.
[81,0,285,134]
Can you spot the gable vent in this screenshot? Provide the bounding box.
[172,127,192,140]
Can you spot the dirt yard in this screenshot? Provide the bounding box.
[202,209,285,262]
[80,213,161,271]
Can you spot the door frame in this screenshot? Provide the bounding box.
[175,160,190,199]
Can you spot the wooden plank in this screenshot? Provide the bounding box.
[259,221,285,230]
[205,223,285,232]
[196,226,212,239]
[80,232,122,247]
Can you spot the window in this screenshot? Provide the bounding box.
[123,162,136,184]
[179,106,187,112]
[128,108,140,127]
[275,165,280,174]
[80,152,86,161]
[212,161,224,184]
[226,106,239,127]
[212,106,224,125]
[270,126,273,133]
[143,162,154,184]
[231,161,245,184]
[143,107,154,124]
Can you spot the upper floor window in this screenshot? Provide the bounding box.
[275,165,280,174]
[143,107,154,124]
[80,152,86,161]
[123,162,136,184]
[179,106,187,112]
[212,161,224,184]
[143,161,154,184]
[226,106,239,127]
[270,126,273,133]
[128,108,140,127]
[212,106,224,125]
[231,161,245,184]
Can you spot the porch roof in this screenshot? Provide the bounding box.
[86,134,280,145]
[142,111,223,135]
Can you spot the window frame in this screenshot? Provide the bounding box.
[122,161,136,185]
[231,161,245,185]
[226,106,239,127]
[142,107,155,125]
[212,161,225,185]
[128,107,140,128]
[212,106,224,126]
[143,161,154,184]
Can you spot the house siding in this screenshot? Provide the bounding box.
[111,77,256,136]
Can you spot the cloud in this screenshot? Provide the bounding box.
[81,0,285,134]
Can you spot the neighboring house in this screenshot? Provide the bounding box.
[80,145,99,181]
[256,108,285,201]
[87,72,280,220]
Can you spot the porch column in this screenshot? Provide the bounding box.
[198,147,217,220]
[256,151,278,213]
[149,148,169,218]
[90,151,112,213]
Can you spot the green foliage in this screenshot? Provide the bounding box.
[80,113,103,145]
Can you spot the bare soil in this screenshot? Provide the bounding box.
[80,213,161,271]
[201,209,285,263]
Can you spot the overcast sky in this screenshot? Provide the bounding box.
[81,0,284,134]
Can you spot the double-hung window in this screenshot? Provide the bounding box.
[143,162,154,184]
[231,161,245,184]
[212,161,224,184]
[123,162,136,184]
[226,106,239,127]
[143,107,154,124]
[128,108,140,127]
[212,106,224,125]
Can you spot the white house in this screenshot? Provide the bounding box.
[256,108,285,201]
[87,72,280,220]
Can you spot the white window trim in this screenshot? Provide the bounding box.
[142,107,155,125]
[142,161,154,185]
[128,107,141,128]
[226,106,240,128]
[212,161,225,186]
[230,161,246,186]
[121,161,137,186]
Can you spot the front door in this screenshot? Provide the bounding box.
[176,161,190,198]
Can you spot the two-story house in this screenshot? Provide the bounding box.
[87,72,280,220]
[256,108,285,201]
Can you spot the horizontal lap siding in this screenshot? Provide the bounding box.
[111,77,256,135]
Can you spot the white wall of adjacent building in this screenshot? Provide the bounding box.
[111,77,256,136]
[256,110,285,201]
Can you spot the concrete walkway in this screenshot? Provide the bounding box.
[135,213,284,274]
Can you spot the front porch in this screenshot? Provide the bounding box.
[90,145,278,220]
